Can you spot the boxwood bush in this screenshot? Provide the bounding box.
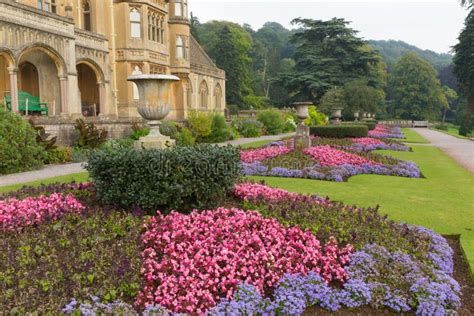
[0,110,45,174]
[86,145,241,211]
[310,125,368,138]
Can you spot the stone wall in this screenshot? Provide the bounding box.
[33,116,145,146]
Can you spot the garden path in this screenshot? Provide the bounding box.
[412,128,474,173]
[0,133,295,188]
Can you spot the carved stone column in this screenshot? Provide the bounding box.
[7,66,18,112]
[59,75,68,116]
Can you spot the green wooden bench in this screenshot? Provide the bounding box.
[5,91,49,116]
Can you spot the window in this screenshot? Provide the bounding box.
[37,0,56,13]
[130,8,141,38]
[83,1,92,31]
[176,36,186,59]
[199,81,208,109]
[174,0,187,17]
[215,84,222,109]
[148,11,164,43]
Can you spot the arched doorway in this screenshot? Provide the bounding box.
[77,63,100,116]
[19,62,39,97]
[18,46,63,116]
[0,53,12,107]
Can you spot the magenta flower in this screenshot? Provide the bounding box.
[303,145,379,167]
[240,146,292,163]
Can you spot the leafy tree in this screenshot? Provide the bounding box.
[460,0,473,8]
[196,21,254,106]
[343,80,385,115]
[441,86,458,124]
[320,87,346,115]
[278,18,379,103]
[453,10,474,115]
[189,12,201,42]
[389,52,445,120]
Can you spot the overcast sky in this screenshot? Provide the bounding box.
[189,0,469,54]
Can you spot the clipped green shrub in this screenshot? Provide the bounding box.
[187,110,213,139]
[0,110,45,174]
[257,110,285,135]
[233,119,263,138]
[205,114,233,143]
[364,121,377,130]
[304,105,327,126]
[86,145,241,211]
[309,125,368,138]
[433,124,449,131]
[103,138,135,150]
[177,127,196,146]
[43,147,72,164]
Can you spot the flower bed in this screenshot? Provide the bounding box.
[136,208,352,313]
[1,182,469,315]
[369,124,405,139]
[240,145,292,163]
[0,193,85,230]
[242,143,421,181]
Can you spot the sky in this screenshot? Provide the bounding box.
[188,0,470,54]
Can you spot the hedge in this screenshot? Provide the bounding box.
[310,125,368,138]
[86,145,241,212]
[341,121,377,131]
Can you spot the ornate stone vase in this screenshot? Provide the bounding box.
[127,74,180,149]
[353,111,360,120]
[292,102,312,149]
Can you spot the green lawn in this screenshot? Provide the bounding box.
[431,126,470,140]
[0,172,89,194]
[251,144,474,276]
[240,140,274,149]
[396,128,429,143]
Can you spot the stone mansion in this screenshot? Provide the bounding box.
[0,0,226,122]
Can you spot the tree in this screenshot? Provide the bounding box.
[197,22,254,106]
[453,10,474,115]
[460,0,473,8]
[343,80,385,115]
[189,12,200,42]
[278,18,379,103]
[389,53,445,120]
[440,86,458,124]
[320,87,346,115]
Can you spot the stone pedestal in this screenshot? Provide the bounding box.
[134,136,175,150]
[294,124,311,149]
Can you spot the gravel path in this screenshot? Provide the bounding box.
[0,133,294,188]
[412,128,474,173]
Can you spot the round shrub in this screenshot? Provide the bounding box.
[257,110,285,135]
[234,119,263,138]
[159,121,179,139]
[0,110,45,174]
[206,114,233,143]
[43,147,73,164]
[176,127,196,146]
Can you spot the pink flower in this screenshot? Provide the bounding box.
[0,193,85,230]
[233,183,300,201]
[240,146,291,163]
[353,137,384,146]
[135,208,352,313]
[303,145,378,166]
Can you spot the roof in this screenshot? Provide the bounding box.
[190,35,225,79]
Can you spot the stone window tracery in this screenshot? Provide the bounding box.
[199,80,208,109]
[176,36,188,60]
[148,10,165,44]
[215,83,222,109]
[83,1,92,31]
[130,8,141,38]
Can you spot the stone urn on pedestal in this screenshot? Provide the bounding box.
[330,107,344,124]
[293,102,312,149]
[353,111,360,121]
[127,74,180,150]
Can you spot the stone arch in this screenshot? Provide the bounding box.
[76,61,102,116]
[0,49,15,106]
[76,58,105,82]
[16,43,67,77]
[214,83,223,110]
[199,79,209,109]
[16,44,65,115]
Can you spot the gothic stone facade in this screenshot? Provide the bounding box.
[0,0,226,122]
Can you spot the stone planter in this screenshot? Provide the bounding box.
[353,111,360,121]
[292,102,312,149]
[127,74,180,149]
